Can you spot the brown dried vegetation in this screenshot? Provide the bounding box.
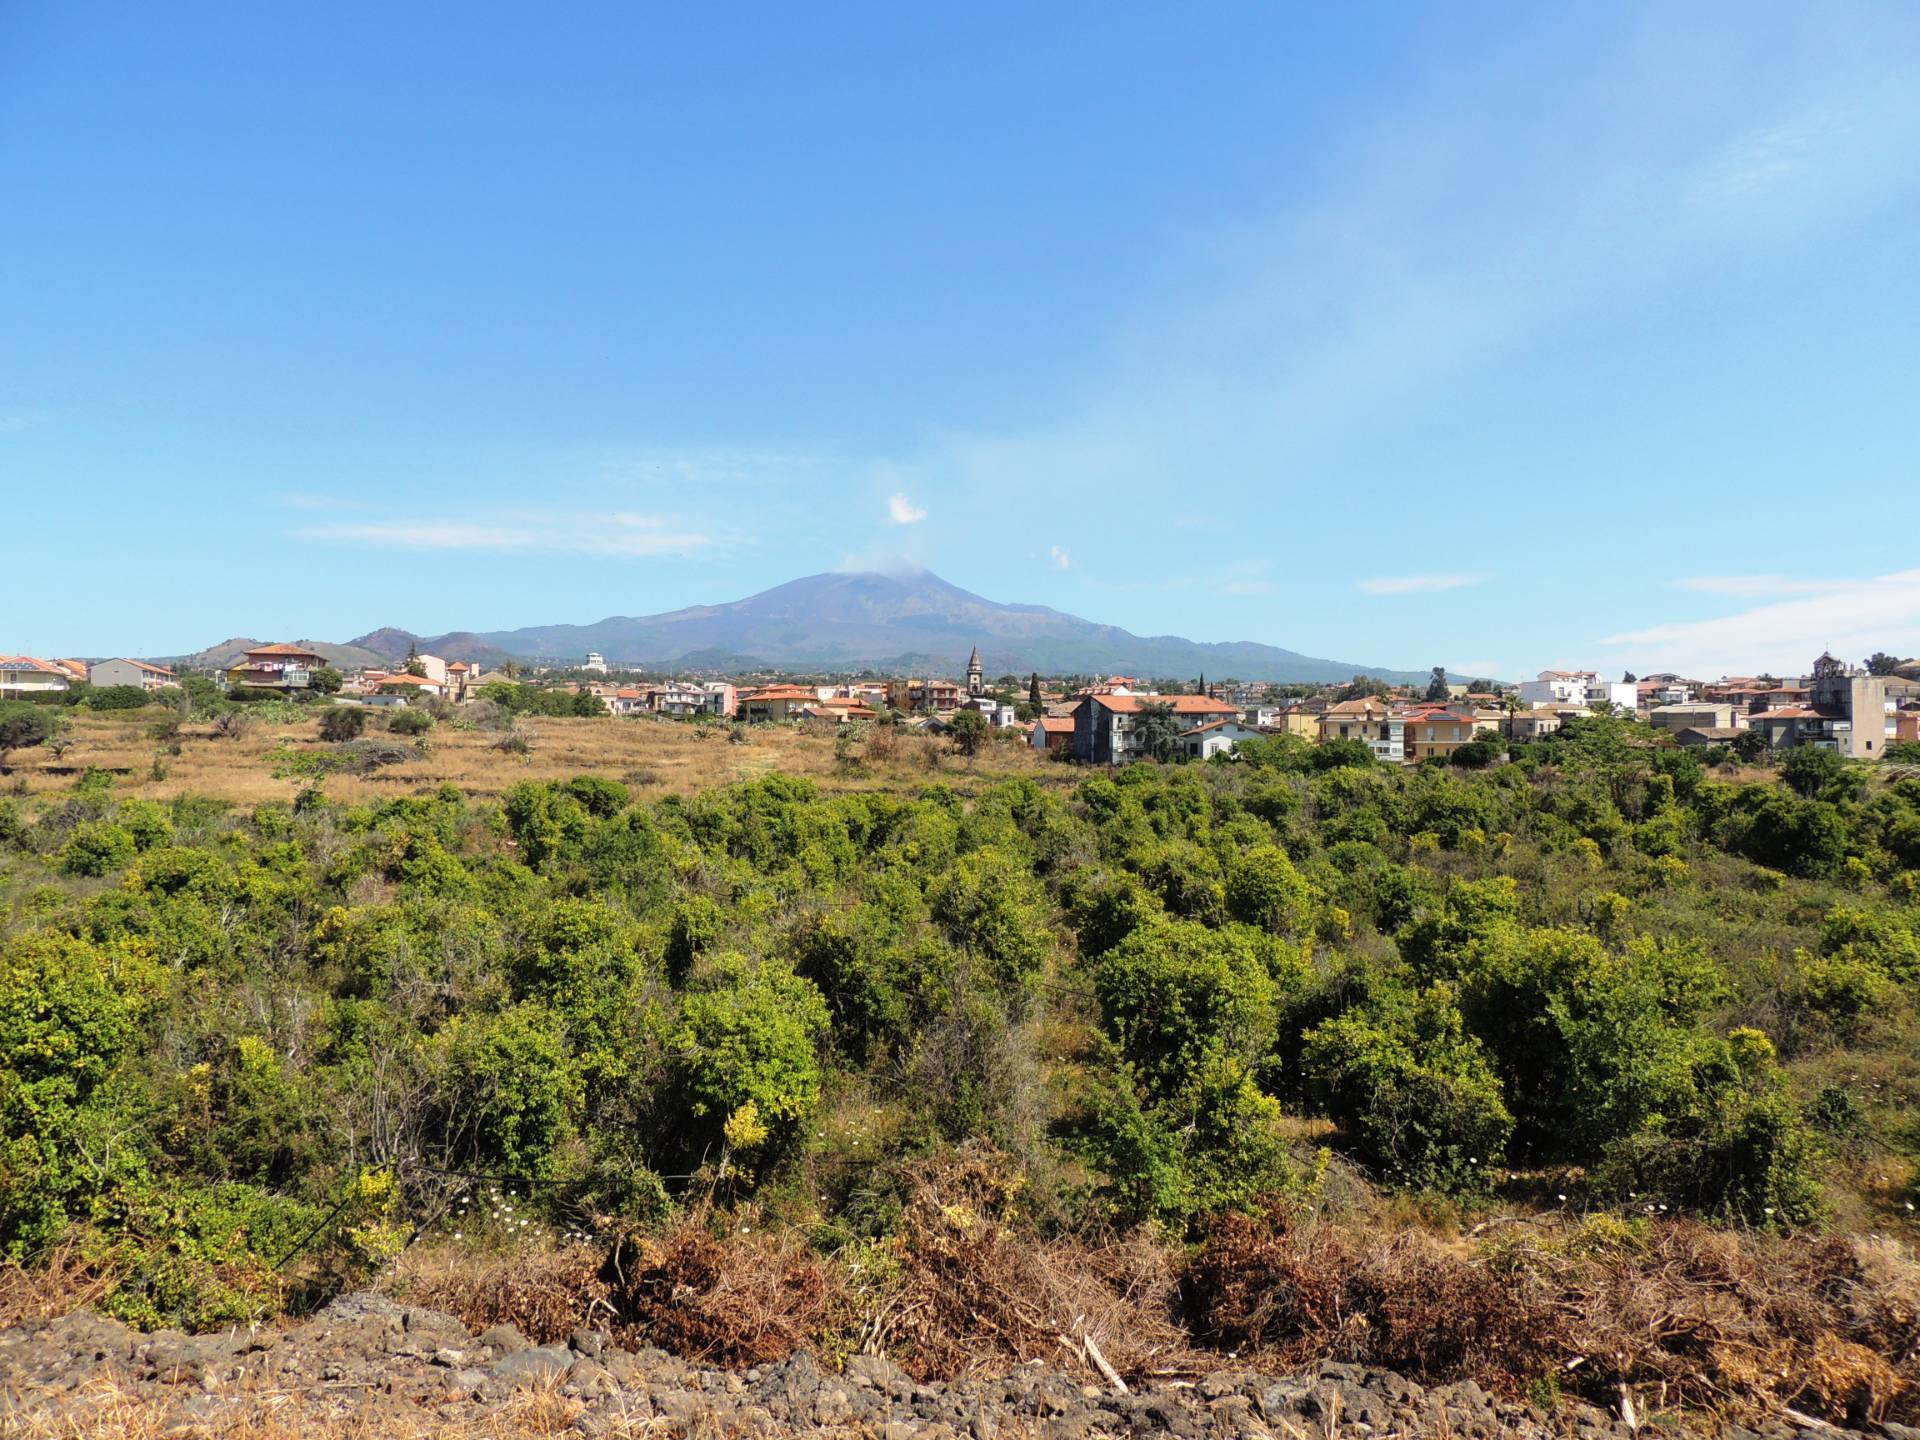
[1183,1207,1920,1426]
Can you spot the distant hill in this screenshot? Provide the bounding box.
[168,636,393,672]
[345,627,521,668]
[387,569,1425,683]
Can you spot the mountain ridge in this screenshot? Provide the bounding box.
[328,569,1428,683]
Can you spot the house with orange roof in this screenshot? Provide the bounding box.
[1317,697,1404,764]
[738,684,822,723]
[1069,691,1240,764]
[227,643,327,691]
[1404,707,1481,764]
[1029,713,1076,756]
[0,656,77,697]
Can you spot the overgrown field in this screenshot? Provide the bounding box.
[2,705,1918,1425]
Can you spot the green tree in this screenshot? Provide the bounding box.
[667,956,829,1165]
[307,667,344,695]
[1133,701,1183,762]
[1780,744,1845,799]
[1866,652,1903,676]
[1425,666,1449,702]
[947,708,989,757]
[318,706,367,742]
[0,707,52,764]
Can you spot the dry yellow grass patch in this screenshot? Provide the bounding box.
[2,709,1067,809]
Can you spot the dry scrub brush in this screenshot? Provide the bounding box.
[1183,1206,1920,1428]
[865,1145,1192,1383]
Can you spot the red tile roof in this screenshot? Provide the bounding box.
[1087,694,1237,715]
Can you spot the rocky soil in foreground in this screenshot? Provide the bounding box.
[0,1293,1906,1440]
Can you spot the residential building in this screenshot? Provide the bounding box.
[1675,726,1744,749]
[1518,670,1638,710]
[1070,692,1239,764]
[88,658,179,692]
[738,685,820,722]
[1266,703,1323,740]
[885,678,963,715]
[227,644,326,691]
[1317,698,1403,764]
[701,682,737,717]
[0,657,74,697]
[1176,719,1264,760]
[1750,653,1892,758]
[1403,707,1479,764]
[605,688,649,716]
[1029,714,1075,755]
[1500,708,1562,743]
[372,673,446,699]
[412,654,449,685]
[1648,702,1737,733]
[1637,675,1696,708]
[583,652,609,675]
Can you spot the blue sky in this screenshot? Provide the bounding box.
[5,2,1919,677]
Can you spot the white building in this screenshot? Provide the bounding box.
[1518,670,1637,711]
[583,652,609,674]
[88,658,179,692]
[0,657,74,697]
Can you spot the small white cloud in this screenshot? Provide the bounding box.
[298,511,710,558]
[1357,572,1489,597]
[887,493,928,525]
[1048,545,1071,570]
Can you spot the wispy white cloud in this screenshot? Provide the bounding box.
[1670,574,1852,599]
[1601,569,1920,676]
[298,511,711,558]
[1357,572,1489,597]
[1048,545,1071,570]
[887,493,928,525]
[1693,113,1852,203]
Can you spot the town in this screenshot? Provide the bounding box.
[5,640,1919,768]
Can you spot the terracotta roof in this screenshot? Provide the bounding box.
[0,655,68,676]
[1322,698,1387,716]
[376,673,441,688]
[1087,694,1237,715]
[1407,709,1477,725]
[1034,716,1075,734]
[247,643,326,658]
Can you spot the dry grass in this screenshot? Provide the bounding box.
[0,1244,117,1329]
[388,1244,609,1346]
[0,710,1063,808]
[0,1374,675,1439]
[1184,1207,1920,1427]
[869,1146,1193,1384]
